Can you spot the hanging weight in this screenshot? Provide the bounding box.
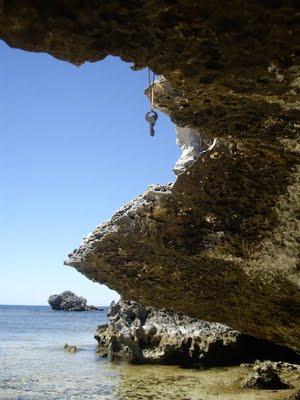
[145,110,158,137]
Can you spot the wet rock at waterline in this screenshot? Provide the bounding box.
[94,300,300,367]
[48,291,100,312]
[64,343,78,353]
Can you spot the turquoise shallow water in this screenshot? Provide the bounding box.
[0,305,120,400]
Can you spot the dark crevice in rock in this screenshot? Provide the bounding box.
[221,335,300,367]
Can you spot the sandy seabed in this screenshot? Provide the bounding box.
[112,363,300,400]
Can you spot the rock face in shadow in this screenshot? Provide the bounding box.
[94,300,300,367]
[48,291,98,311]
[0,1,299,351]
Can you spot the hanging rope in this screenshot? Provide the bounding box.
[145,68,158,137]
[148,67,155,110]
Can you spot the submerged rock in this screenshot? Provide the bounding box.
[48,291,99,311]
[243,361,294,390]
[64,343,78,353]
[94,300,300,367]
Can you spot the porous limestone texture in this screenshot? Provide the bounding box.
[94,300,300,366]
[1,1,299,350]
[48,291,99,311]
[173,126,217,176]
[243,361,295,390]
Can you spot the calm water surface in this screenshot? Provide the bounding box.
[0,305,298,400]
[0,305,119,399]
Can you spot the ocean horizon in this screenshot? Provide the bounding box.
[0,304,108,308]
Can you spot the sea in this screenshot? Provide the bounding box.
[0,305,298,400]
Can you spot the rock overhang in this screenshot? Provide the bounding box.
[1,0,299,351]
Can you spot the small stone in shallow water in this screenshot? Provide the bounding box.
[64,343,77,353]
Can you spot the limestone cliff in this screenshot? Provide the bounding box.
[0,1,299,351]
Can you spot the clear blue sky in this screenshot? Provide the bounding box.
[0,40,180,306]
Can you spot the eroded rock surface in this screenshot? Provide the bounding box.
[65,123,300,350]
[95,299,241,366]
[95,300,300,367]
[48,291,99,311]
[1,1,299,350]
[243,361,296,390]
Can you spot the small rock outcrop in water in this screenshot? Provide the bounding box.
[48,291,99,311]
[243,361,295,390]
[64,343,77,353]
[94,300,300,367]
